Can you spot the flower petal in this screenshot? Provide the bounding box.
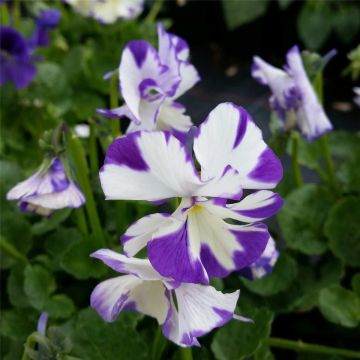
[194,102,283,189]
[121,213,173,256]
[91,249,162,281]
[163,283,239,347]
[286,46,333,139]
[172,61,200,99]
[238,236,279,280]
[148,202,269,282]
[100,131,201,201]
[201,190,283,223]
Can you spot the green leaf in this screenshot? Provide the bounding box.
[0,309,37,341]
[221,0,269,30]
[72,92,105,120]
[45,227,82,263]
[254,342,275,360]
[7,265,29,308]
[32,209,72,236]
[69,308,149,360]
[24,265,56,310]
[352,273,360,297]
[297,2,332,50]
[60,238,107,279]
[325,197,360,267]
[211,306,273,360]
[44,294,75,319]
[241,254,298,296]
[277,0,293,10]
[0,212,33,269]
[278,184,335,255]
[332,5,360,44]
[319,285,360,328]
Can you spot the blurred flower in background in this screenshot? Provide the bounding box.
[354,87,360,107]
[7,157,85,216]
[252,45,333,140]
[64,0,144,23]
[0,27,37,89]
[29,8,61,49]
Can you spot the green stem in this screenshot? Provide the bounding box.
[146,0,165,22]
[320,134,339,192]
[67,134,105,247]
[0,3,9,25]
[75,208,88,237]
[179,348,193,360]
[89,120,99,174]
[151,328,167,360]
[13,0,21,30]
[0,236,28,264]
[267,337,360,358]
[110,72,120,138]
[21,335,36,360]
[290,132,303,187]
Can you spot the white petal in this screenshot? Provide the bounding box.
[193,103,283,189]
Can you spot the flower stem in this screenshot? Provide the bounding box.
[67,134,105,247]
[13,0,21,30]
[21,335,36,360]
[151,328,167,360]
[320,134,339,192]
[0,3,9,25]
[0,235,28,264]
[290,132,303,187]
[110,72,120,139]
[75,208,88,237]
[179,348,193,360]
[89,119,99,174]
[267,337,360,358]
[146,0,165,23]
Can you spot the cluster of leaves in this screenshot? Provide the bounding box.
[221,0,360,50]
[1,2,360,360]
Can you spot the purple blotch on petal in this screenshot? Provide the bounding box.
[104,132,149,171]
[127,40,149,68]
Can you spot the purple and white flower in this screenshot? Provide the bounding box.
[7,158,85,216]
[29,9,61,49]
[252,45,333,140]
[0,27,37,89]
[238,237,279,280]
[353,87,360,108]
[91,249,244,347]
[98,24,200,140]
[64,0,144,23]
[100,102,283,283]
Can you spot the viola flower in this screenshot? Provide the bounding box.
[98,24,200,140]
[7,157,85,216]
[29,9,61,49]
[252,45,332,140]
[100,102,283,283]
[354,87,360,107]
[0,27,37,89]
[91,249,246,347]
[65,0,144,23]
[238,237,279,280]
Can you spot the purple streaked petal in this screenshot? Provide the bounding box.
[148,219,209,284]
[286,45,333,140]
[100,131,202,202]
[162,283,239,347]
[90,249,162,281]
[120,213,173,257]
[194,102,283,190]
